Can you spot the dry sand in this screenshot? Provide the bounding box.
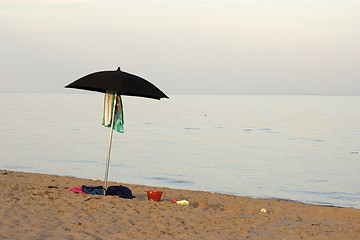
[1,169,359,239]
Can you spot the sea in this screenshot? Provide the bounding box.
[0,93,359,209]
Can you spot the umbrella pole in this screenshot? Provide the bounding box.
[103,92,117,195]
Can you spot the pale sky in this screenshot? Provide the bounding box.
[1,0,359,95]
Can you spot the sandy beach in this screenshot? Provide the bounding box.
[1,169,359,239]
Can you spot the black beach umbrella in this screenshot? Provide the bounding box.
[65,67,168,193]
[66,67,168,100]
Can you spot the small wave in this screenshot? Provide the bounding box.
[151,140,178,145]
[289,137,325,142]
[184,127,201,130]
[2,165,34,170]
[53,159,98,164]
[243,128,254,132]
[110,164,135,169]
[149,176,194,185]
[260,128,279,133]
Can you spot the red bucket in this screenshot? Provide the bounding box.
[145,190,163,202]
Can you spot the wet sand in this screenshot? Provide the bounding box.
[1,169,359,239]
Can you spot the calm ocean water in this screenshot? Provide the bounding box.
[0,93,359,208]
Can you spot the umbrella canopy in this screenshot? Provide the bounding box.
[65,67,168,194]
[65,67,168,100]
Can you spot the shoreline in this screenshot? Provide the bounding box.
[1,169,359,239]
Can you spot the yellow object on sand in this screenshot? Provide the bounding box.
[176,200,189,206]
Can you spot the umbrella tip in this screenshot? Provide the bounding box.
[117,67,121,71]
